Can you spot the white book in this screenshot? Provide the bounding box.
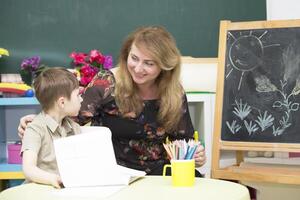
[54,126,146,188]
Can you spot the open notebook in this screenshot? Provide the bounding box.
[54,126,146,188]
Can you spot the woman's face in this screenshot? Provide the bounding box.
[127,43,161,87]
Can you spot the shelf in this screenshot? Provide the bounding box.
[186,92,216,177]
[0,94,215,106]
[245,156,300,165]
[0,160,24,180]
[0,97,39,106]
[0,97,39,180]
[0,93,216,179]
[0,163,22,172]
[186,92,215,102]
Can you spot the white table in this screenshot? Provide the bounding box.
[0,176,250,200]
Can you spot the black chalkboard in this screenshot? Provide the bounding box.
[0,0,266,73]
[221,26,300,143]
[212,20,300,184]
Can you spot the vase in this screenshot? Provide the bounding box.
[20,70,33,86]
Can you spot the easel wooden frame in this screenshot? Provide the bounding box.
[212,20,300,185]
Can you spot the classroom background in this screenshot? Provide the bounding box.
[0,0,266,73]
[1,1,300,200]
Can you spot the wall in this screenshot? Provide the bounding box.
[267,0,300,20]
[0,0,266,73]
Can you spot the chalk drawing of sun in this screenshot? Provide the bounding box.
[226,30,280,90]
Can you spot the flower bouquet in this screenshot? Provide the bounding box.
[20,56,47,86]
[70,49,113,86]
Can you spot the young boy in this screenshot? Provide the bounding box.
[21,67,82,188]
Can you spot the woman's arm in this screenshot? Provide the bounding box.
[176,93,206,168]
[22,150,62,188]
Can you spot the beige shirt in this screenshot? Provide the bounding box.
[21,112,81,181]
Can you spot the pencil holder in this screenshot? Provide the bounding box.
[163,159,195,187]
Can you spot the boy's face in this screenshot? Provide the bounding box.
[63,88,82,116]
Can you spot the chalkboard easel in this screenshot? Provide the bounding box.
[212,20,300,184]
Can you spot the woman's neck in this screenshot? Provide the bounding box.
[138,84,159,100]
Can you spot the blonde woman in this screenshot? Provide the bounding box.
[18,26,206,176]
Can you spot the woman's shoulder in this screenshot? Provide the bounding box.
[86,69,117,89]
[181,90,188,100]
[95,69,116,82]
[81,69,117,108]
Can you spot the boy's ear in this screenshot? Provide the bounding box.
[57,96,65,108]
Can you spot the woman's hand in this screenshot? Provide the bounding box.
[194,145,206,168]
[18,114,36,139]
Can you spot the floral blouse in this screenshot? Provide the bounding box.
[78,70,194,174]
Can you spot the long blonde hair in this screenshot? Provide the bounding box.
[115,26,183,132]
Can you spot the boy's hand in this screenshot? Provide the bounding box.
[50,174,62,189]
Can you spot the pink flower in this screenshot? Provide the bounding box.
[89,49,105,64]
[70,49,113,86]
[80,76,92,86]
[79,65,98,86]
[70,52,87,65]
[80,65,92,75]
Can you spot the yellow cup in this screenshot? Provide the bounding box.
[163,159,195,187]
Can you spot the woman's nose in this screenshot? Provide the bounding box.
[134,62,144,73]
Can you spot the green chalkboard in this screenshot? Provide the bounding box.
[0,0,266,73]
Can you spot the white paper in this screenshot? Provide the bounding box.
[54,126,146,188]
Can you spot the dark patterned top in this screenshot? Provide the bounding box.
[78,70,194,174]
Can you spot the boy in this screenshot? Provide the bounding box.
[21,67,82,188]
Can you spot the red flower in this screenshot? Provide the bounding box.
[79,65,98,86]
[89,49,105,64]
[80,76,92,86]
[70,49,113,86]
[70,52,87,65]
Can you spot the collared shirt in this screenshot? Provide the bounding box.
[21,112,81,180]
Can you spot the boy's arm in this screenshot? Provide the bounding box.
[22,150,62,188]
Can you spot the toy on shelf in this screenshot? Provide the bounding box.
[0,82,34,97]
[0,74,34,97]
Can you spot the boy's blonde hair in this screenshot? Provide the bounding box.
[33,67,79,112]
[115,26,183,132]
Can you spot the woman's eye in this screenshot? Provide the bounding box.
[131,55,138,61]
[144,62,154,67]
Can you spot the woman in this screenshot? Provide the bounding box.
[19,26,206,176]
